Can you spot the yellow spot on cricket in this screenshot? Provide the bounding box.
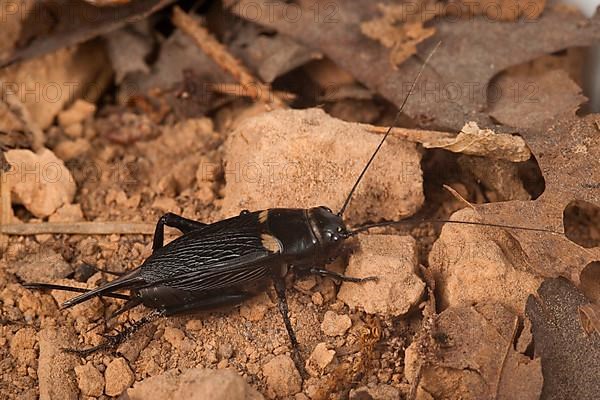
[261,234,282,253]
[259,210,269,223]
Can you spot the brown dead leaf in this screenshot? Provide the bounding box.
[104,24,154,84]
[0,0,174,68]
[446,0,547,21]
[405,302,542,400]
[490,69,587,130]
[227,22,323,83]
[232,1,600,130]
[360,2,437,67]
[474,70,600,282]
[422,121,530,162]
[526,278,600,399]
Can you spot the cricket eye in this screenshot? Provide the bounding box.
[320,206,333,213]
[325,231,340,242]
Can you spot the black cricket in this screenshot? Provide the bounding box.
[24,43,555,373]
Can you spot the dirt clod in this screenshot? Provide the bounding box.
[9,327,37,366]
[222,108,423,224]
[262,354,302,398]
[4,148,76,218]
[429,208,542,315]
[320,311,352,337]
[38,328,79,400]
[57,100,97,128]
[104,357,135,396]
[338,234,424,316]
[306,342,335,376]
[74,362,104,397]
[127,368,264,400]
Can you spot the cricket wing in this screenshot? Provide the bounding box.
[139,212,282,292]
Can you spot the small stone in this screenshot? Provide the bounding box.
[312,292,324,306]
[306,343,335,376]
[10,327,37,366]
[58,100,97,128]
[321,311,352,336]
[64,122,83,138]
[151,197,180,214]
[104,357,135,396]
[4,148,76,218]
[262,355,302,398]
[196,185,215,204]
[185,319,203,331]
[338,235,425,316]
[218,343,234,360]
[295,275,317,291]
[75,363,104,397]
[163,327,185,348]
[54,138,91,161]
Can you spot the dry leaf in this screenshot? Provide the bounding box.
[474,71,600,282]
[446,0,547,21]
[233,1,600,130]
[227,22,322,83]
[405,303,542,399]
[0,0,174,67]
[490,69,586,130]
[104,24,153,84]
[422,121,530,162]
[526,278,600,399]
[360,2,437,67]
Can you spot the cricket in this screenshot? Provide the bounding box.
[2,2,594,399]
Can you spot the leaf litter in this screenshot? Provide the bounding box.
[1,1,599,399]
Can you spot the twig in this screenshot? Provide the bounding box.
[210,82,296,102]
[361,123,454,144]
[0,222,155,235]
[172,6,284,106]
[0,169,10,251]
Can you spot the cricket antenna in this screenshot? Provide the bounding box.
[338,41,442,217]
[348,218,564,236]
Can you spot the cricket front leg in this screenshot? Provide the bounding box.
[272,275,307,378]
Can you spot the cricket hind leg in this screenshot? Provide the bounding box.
[272,276,307,378]
[64,308,164,356]
[153,212,208,250]
[84,296,144,334]
[65,292,252,356]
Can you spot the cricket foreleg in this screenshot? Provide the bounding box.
[272,276,306,378]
